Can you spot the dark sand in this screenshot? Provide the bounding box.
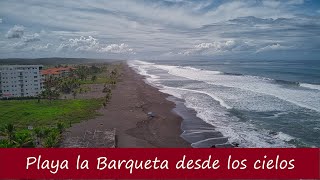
[62,63,190,147]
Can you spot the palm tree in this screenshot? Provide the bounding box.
[75,66,90,80]
[34,127,45,146]
[72,90,77,99]
[56,122,65,134]
[0,139,14,148]
[44,76,60,88]
[91,75,97,82]
[102,86,111,93]
[59,77,80,94]
[105,90,112,103]
[37,94,41,103]
[43,131,60,148]
[42,76,61,102]
[2,124,15,143]
[111,69,117,78]
[13,132,34,148]
[41,88,60,102]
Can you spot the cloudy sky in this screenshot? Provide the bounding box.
[0,0,319,60]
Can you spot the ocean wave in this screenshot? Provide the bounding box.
[127,60,315,147]
[129,59,155,65]
[128,60,160,80]
[160,85,294,147]
[275,132,295,142]
[274,79,299,86]
[300,83,320,91]
[267,111,290,118]
[129,60,320,113]
[160,86,232,109]
[143,61,320,113]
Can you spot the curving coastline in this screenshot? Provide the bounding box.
[63,62,190,147]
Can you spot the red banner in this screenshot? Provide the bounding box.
[0,148,319,179]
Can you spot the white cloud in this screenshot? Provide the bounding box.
[205,1,294,23]
[179,40,293,56]
[0,0,302,31]
[286,0,304,5]
[100,43,134,53]
[0,0,317,59]
[57,36,134,54]
[12,41,27,49]
[57,36,99,52]
[196,41,237,50]
[180,40,252,55]
[7,40,52,52]
[23,33,40,43]
[6,25,25,38]
[262,0,304,8]
[71,36,99,51]
[262,0,281,8]
[31,43,52,51]
[256,43,290,53]
[4,32,42,51]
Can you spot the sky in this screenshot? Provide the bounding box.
[0,0,319,60]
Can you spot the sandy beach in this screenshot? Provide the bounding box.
[62,62,190,148]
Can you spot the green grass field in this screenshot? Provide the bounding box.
[80,66,118,84]
[0,99,103,128]
[80,76,112,84]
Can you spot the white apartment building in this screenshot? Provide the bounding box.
[0,65,43,98]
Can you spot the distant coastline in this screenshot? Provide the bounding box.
[0,58,123,65]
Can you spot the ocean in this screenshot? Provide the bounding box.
[128,59,320,148]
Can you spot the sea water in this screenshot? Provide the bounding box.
[128,59,320,147]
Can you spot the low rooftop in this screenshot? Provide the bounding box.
[41,66,76,75]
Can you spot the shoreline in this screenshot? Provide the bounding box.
[62,62,190,147]
[129,61,231,148]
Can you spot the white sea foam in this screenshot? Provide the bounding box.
[148,62,320,113]
[276,132,295,142]
[268,111,290,118]
[127,60,305,147]
[128,60,160,80]
[159,84,294,147]
[161,86,232,109]
[300,83,320,91]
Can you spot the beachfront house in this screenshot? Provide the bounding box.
[40,66,76,80]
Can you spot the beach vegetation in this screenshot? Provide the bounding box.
[91,75,97,82]
[0,98,103,147]
[0,123,15,143]
[43,130,60,148]
[13,130,34,147]
[0,99,103,128]
[0,63,122,148]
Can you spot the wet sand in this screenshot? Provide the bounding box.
[62,63,190,147]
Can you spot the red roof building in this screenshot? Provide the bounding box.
[41,67,76,79]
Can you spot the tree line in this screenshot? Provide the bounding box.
[40,65,105,101]
[0,122,64,148]
[0,64,122,148]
